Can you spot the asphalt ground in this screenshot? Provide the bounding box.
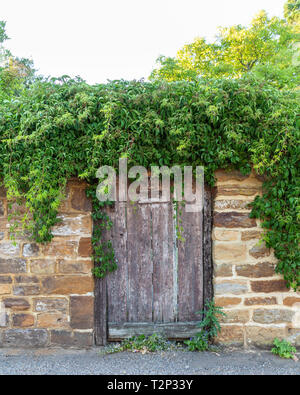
[0,347,299,375]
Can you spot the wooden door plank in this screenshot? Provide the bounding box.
[152,202,175,323]
[109,322,200,340]
[106,202,128,324]
[126,202,153,322]
[94,205,113,346]
[177,205,203,321]
[94,276,107,345]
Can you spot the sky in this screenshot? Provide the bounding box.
[1,0,287,84]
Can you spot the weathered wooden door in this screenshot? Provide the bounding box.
[95,189,212,345]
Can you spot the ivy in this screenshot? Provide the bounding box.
[0,76,299,289]
[86,185,117,278]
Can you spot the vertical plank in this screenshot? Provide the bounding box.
[152,202,175,323]
[94,207,112,346]
[106,202,128,325]
[94,276,107,345]
[177,204,203,321]
[203,185,213,304]
[126,202,153,322]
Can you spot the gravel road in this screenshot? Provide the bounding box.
[0,347,299,375]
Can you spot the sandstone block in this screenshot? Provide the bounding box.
[50,330,93,347]
[214,200,251,210]
[15,275,39,284]
[73,331,93,347]
[214,212,256,228]
[251,280,289,293]
[67,179,88,189]
[42,240,77,258]
[3,329,49,348]
[241,230,263,241]
[244,297,277,306]
[57,189,70,213]
[13,285,40,296]
[214,243,247,262]
[215,325,244,345]
[57,260,92,274]
[50,330,74,346]
[287,328,300,347]
[78,238,92,257]
[215,297,242,307]
[70,296,94,329]
[0,258,26,274]
[216,186,260,197]
[37,313,68,328]
[0,284,11,295]
[220,310,250,324]
[214,263,233,277]
[42,275,94,295]
[0,200,4,216]
[30,260,56,274]
[253,309,294,324]
[0,243,20,257]
[0,276,12,284]
[249,244,270,259]
[52,215,92,237]
[213,230,240,241]
[246,326,286,347]
[4,298,30,311]
[215,281,248,295]
[0,311,8,327]
[12,314,34,328]
[22,243,40,257]
[283,297,300,307]
[33,297,68,313]
[215,170,250,183]
[236,262,275,278]
[70,189,92,212]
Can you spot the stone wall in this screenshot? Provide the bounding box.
[0,173,299,348]
[0,180,94,348]
[213,170,300,347]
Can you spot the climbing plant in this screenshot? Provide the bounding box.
[0,76,299,289]
[86,184,117,278]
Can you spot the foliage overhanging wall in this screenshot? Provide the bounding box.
[0,77,299,289]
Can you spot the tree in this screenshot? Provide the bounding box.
[0,21,36,99]
[0,21,10,66]
[0,21,9,44]
[150,9,300,89]
[284,0,300,29]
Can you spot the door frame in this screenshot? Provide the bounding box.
[94,186,213,346]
